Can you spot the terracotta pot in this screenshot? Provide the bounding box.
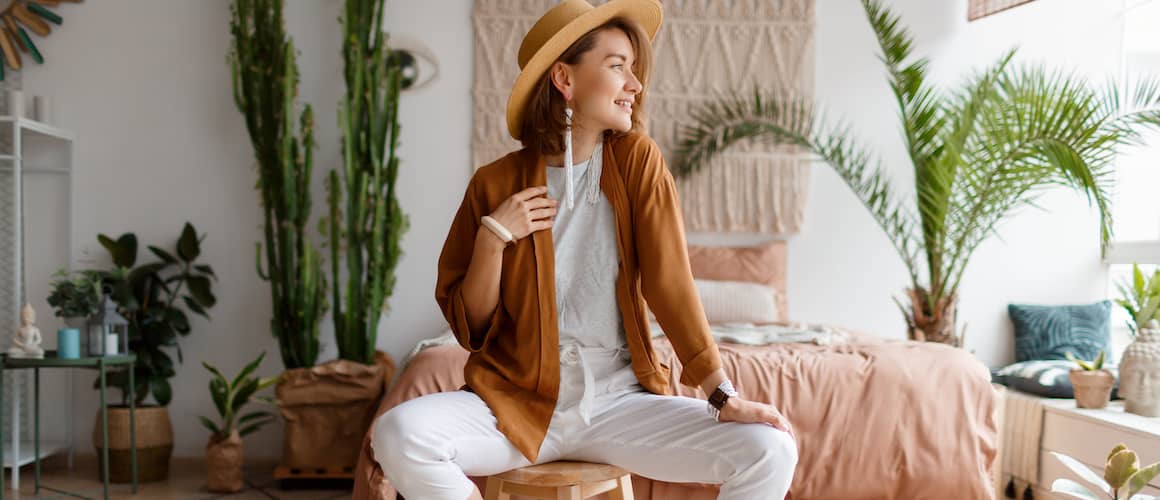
[277,351,395,468]
[1069,369,1115,409]
[92,405,173,483]
[206,430,244,493]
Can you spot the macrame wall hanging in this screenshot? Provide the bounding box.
[472,0,816,235]
[967,0,1037,21]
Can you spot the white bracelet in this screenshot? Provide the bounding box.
[480,216,514,244]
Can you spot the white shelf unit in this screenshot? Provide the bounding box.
[0,114,76,491]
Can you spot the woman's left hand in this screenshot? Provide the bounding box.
[718,397,794,436]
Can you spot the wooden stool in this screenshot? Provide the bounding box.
[484,461,634,500]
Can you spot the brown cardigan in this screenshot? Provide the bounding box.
[435,131,722,463]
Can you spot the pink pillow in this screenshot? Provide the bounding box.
[686,241,787,320]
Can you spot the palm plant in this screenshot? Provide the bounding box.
[229,0,327,370]
[327,0,408,365]
[675,0,1160,346]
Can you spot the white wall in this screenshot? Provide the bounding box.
[12,0,1127,459]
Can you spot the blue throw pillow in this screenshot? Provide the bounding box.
[1008,300,1111,362]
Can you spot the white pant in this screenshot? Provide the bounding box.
[371,356,798,500]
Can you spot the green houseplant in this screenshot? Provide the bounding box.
[1066,350,1114,409]
[1115,263,1160,335]
[229,0,327,371]
[46,269,103,325]
[1052,443,1160,499]
[88,222,217,483]
[200,352,278,493]
[267,0,405,471]
[327,0,408,365]
[674,0,1160,347]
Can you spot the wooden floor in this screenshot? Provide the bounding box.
[2,454,352,499]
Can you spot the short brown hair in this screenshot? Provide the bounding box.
[519,17,653,156]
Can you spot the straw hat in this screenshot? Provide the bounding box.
[506,0,663,141]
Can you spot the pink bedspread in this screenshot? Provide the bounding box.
[354,332,999,499]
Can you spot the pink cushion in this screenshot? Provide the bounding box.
[686,241,787,320]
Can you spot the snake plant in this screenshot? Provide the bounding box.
[229,0,327,370]
[1066,350,1106,371]
[674,0,1160,347]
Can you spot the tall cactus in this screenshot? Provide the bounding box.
[229,0,326,370]
[328,0,408,365]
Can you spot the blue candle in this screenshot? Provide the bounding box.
[57,328,80,359]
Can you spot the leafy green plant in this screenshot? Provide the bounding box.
[1066,350,1106,371]
[326,0,408,365]
[199,352,278,439]
[46,269,103,319]
[229,0,327,370]
[674,0,1160,347]
[92,222,217,406]
[1115,264,1160,336]
[1052,444,1160,499]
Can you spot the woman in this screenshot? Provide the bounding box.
[370,1,797,499]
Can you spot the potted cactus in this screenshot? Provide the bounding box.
[1067,350,1115,409]
[271,0,405,470]
[1051,443,1160,499]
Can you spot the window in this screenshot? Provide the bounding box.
[1109,0,1160,264]
[1105,2,1160,362]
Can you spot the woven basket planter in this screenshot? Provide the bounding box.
[91,405,173,483]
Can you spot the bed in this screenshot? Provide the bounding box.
[353,241,1002,499]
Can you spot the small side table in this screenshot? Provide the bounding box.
[0,351,137,500]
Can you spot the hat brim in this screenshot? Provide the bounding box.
[506,0,662,141]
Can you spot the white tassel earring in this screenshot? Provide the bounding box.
[563,104,575,210]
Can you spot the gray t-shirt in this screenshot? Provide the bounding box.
[546,139,640,423]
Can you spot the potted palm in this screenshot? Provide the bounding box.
[1051,443,1160,499]
[1067,350,1114,409]
[200,352,278,493]
[88,222,217,482]
[674,0,1160,347]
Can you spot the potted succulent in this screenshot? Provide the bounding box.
[1051,443,1160,499]
[46,269,103,327]
[86,222,217,482]
[200,352,277,493]
[1067,350,1115,409]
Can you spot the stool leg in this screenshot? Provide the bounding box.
[608,474,634,500]
[556,484,581,500]
[484,476,509,500]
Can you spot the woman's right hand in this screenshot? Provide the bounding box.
[487,186,557,242]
